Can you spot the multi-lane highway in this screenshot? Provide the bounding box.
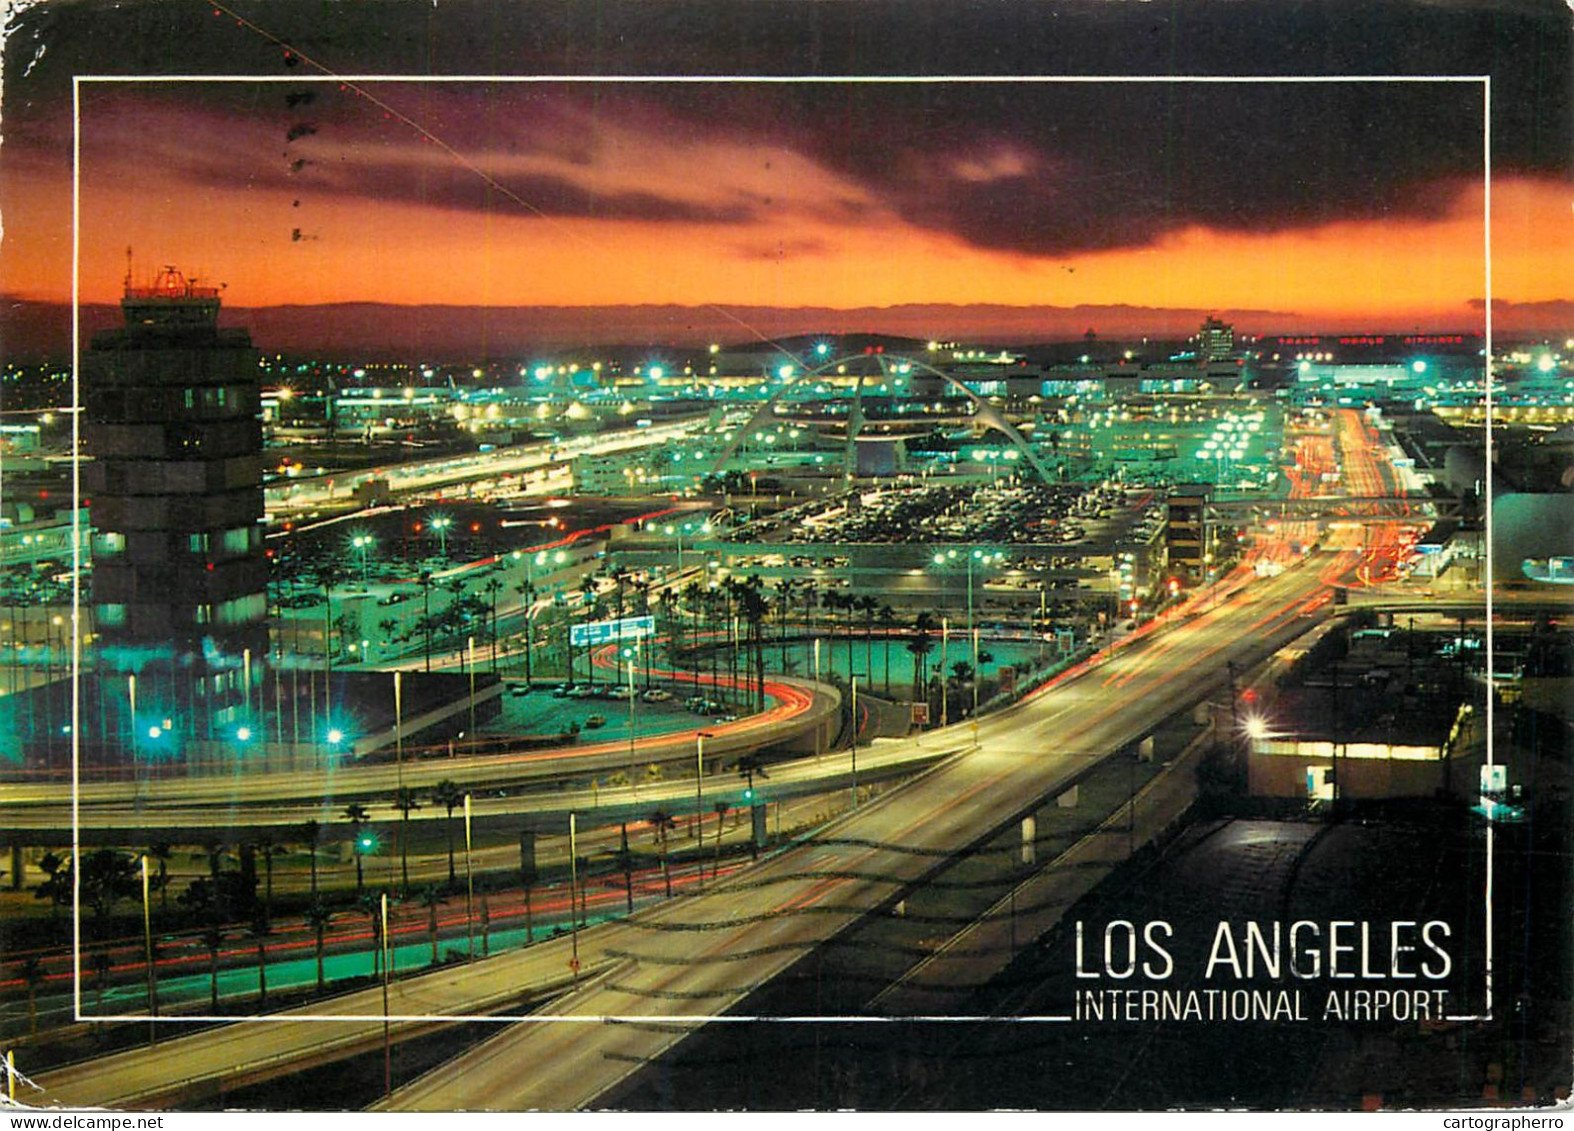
[0,675,841,843]
[375,554,1349,1110]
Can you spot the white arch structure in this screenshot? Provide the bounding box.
[705,352,1053,484]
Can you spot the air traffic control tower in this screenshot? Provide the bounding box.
[83,266,267,741]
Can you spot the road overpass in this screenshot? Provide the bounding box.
[2,734,956,848]
[0,675,843,844]
[372,556,1345,1110]
[25,554,1340,1112]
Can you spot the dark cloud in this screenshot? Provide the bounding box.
[279,160,759,224]
[5,0,1570,257]
[623,81,1499,255]
[69,86,759,225]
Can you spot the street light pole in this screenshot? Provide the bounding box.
[380,892,391,1097]
[140,854,157,1044]
[463,793,475,961]
[522,553,537,686]
[420,570,433,673]
[972,626,981,722]
[626,641,639,797]
[850,674,860,809]
[966,553,975,665]
[569,813,580,984]
[938,619,949,727]
[467,637,477,754]
[694,730,707,846]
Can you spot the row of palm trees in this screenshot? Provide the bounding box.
[662,578,950,702]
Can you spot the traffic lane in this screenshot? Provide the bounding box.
[1,677,837,813]
[33,922,640,1110]
[381,565,1334,1109]
[0,734,945,846]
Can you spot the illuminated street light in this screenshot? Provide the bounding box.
[429,514,453,558]
[929,548,1003,726]
[350,532,375,586]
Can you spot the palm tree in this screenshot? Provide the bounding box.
[579,574,599,686]
[91,950,113,1025]
[302,819,322,897]
[357,891,383,978]
[908,612,939,704]
[822,590,854,678]
[33,850,71,920]
[247,916,271,1004]
[393,787,422,894]
[679,580,704,665]
[419,885,445,965]
[610,566,630,621]
[255,835,285,928]
[512,578,536,684]
[430,779,465,889]
[201,839,227,885]
[800,579,819,642]
[721,578,741,704]
[147,842,173,912]
[306,900,334,991]
[418,569,435,672]
[877,604,899,695]
[775,577,797,670]
[703,584,723,696]
[737,576,769,712]
[200,927,225,1011]
[648,810,676,898]
[483,577,504,672]
[315,560,344,674]
[343,803,372,894]
[856,594,879,689]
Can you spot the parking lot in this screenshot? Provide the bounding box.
[762,481,1153,547]
[482,680,732,742]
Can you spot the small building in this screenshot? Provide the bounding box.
[1246,626,1481,803]
[1164,484,1215,584]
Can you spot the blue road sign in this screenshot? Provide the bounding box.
[571,614,655,648]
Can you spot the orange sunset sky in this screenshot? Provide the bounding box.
[1,1,1568,347]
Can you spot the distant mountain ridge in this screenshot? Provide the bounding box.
[1,295,1529,363]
